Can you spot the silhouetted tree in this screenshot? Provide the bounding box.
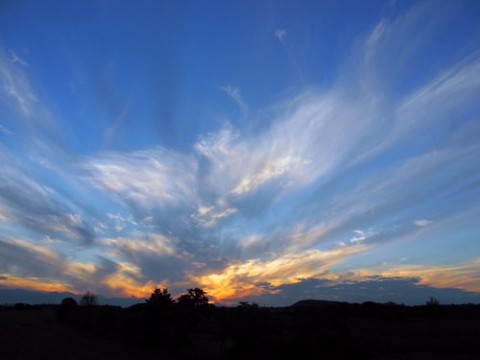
[57,297,79,321]
[424,296,441,319]
[425,296,440,306]
[61,297,78,307]
[80,291,97,306]
[177,288,209,307]
[147,288,173,307]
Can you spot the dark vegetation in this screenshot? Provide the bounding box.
[1,289,479,359]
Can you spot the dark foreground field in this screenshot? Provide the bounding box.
[1,301,479,359]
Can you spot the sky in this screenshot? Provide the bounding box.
[0,0,480,305]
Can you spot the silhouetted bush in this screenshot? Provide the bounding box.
[61,297,78,307]
[57,297,79,321]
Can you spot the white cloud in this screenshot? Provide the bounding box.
[393,56,480,140]
[106,213,138,233]
[0,51,38,117]
[230,155,300,195]
[0,205,11,222]
[275,29,287,43]
[193,91,371,203]
[288,223,332,251]
[414,219,432,227]
[85,147,197,210]
[366,21,386,47]
[192,204,237,228]
[0,124,12,135]
[351,229,367,243]
[238,234,265,249]
[101,233,176,258]
[220,84,247,112]
[9,50,28,67]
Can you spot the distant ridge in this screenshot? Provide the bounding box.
[291,299,345,307]
[0,286,142,307]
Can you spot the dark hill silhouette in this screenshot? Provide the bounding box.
[0,286,141,307]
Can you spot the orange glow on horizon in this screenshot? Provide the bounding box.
[189,245,368,302]
[352,260,480,292]
[1,257,478,303]
[0,273,74,294]
[101,268,163,299]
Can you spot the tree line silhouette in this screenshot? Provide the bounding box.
[2,288,479,359]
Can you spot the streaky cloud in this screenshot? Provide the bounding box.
[85,147,198,210]
[0,50,37,117]
[221,84,247,113]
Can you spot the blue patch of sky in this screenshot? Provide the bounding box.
[0,0,424,154]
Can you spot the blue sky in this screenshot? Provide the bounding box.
[0,0,479,305]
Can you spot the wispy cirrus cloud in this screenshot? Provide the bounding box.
[0,157,96,245]
[192,203,237,228]
[0,124,12,135]
[221,84,247,113]
[85,147,197,210]
[9,50,28,67]
[0,50,37,118]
